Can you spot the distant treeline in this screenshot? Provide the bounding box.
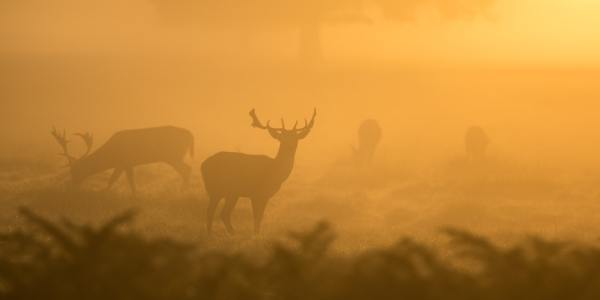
[1,207,600,300]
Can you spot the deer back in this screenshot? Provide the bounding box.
[201,152,284,198]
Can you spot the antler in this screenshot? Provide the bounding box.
[249,109,268,129]
[74,132,93,158]
[299,108,316,131]
[249,109,280,130]
[250,109,283,139]
[249,108,316,139]
[51,127,74,165]
[51,127,94,165]
[296,108,317,139]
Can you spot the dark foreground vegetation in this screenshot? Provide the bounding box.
[2,208,600,300]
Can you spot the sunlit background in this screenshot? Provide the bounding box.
[2,0,600,241]
[3,0,600,63]
[5,4,600,298]
[2,0,600,164]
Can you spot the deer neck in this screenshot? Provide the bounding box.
[272,141,298,182]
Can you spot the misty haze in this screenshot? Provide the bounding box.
[2,1,600,299]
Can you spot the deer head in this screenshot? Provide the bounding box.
[51,127,94,183]
[249,108,316,144]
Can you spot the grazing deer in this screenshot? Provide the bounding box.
[51,126,194,196]
[201,108,316,234]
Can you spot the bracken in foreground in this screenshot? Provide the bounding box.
[2,206,600,300]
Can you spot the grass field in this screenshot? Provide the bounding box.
[4,154,600,299]
[2,152,599,249]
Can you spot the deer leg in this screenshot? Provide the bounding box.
[125,168,137,197]
[251,197,268,234]
[221,196,239,234]
[206,196,221,234]
[106,168,123,190]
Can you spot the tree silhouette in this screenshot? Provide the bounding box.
[150,0,496,63]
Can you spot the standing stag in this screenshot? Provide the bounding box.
[202,108,316,234]
[51,126,194,196]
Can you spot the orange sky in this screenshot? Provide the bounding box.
[326,0,600,66]
[1,0,600,67]
[3,1,600,169]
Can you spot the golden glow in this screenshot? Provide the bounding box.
[4,4,600,289]
[325,0,600,66]
[1,1,600,66]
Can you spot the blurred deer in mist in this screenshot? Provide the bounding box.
[465,126,489,162]
[353,119,382,167]
[201,108,316,234]
[51,126,194,196]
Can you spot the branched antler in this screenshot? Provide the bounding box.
[74,132,94,158]
[249,109,268,129]
[51,127,94,165]
[296,108,317,139]
[249,108,316,139]
[51,127,74,165]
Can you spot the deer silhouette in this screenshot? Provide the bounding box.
[201,108,316,234]
[51,126,194,196]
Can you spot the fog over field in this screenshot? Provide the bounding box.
[2,1,600,298]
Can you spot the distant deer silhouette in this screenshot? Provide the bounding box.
[465,126,489,162]
[202,108,316,234]
[353,119,382,166]
[51,126,194,196]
